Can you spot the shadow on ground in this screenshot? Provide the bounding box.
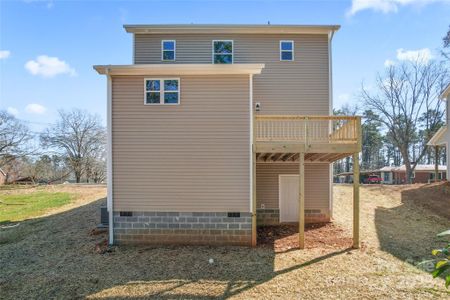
[375,183,449,269]
[0,198,353,299]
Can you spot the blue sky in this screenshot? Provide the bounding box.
[0,0,449,131]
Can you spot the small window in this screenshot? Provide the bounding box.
[162,40,176,61]
[213,40,233,64]
[145,78,180,105]
[280,40,294,61]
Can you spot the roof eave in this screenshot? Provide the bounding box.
[427,126,448,146]
[440,83,450,100]
[93,63,265,76]
[123,24,340,35]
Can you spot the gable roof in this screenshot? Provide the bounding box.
[427,126,447,146]
[124,24,340,35]
[441,83,450,100]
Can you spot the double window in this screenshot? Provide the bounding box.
[145,78,180,105]
[213,40,233,64]
[161,40,176,61]
[280,40,294,61]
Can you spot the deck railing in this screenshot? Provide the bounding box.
[255,115,360,144]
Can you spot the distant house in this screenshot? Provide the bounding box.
[428,83,450,179]
[380,165,447,184]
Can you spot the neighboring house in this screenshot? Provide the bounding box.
[94,24,362,248]
[428,83,450,176]
[380,165,447,184]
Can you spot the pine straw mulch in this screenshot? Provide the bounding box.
[258,223,355,252]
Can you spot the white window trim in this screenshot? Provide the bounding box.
[161,40,176,61]
[280,40,294,61]
[212,40,234,64]
[144,78,180,105]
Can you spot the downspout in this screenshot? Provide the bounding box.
[106,68,114,245]
[328,29,336,219]
[250,73,257,246]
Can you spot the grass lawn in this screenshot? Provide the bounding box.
[0,191,72,224]
[0,184,449,299]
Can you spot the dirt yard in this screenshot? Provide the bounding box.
[0,183,449,299]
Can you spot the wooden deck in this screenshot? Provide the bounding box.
[251,115,361,249]
[254,115,361,163]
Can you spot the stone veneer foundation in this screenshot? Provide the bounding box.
[113,211,252,246]
[257,209,330,226]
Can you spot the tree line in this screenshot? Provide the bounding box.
[0,109,106,184]
[334,26,450,182]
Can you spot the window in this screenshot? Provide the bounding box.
[280,40,294,61]
[145,78,180,105]
[162,40,176,61]
[213,40,233,64]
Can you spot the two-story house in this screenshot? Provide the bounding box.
[94,24,362,248]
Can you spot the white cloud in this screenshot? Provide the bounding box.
[384,59,396,67]
[0,50,11,59]
[383,48,433,68]
[396,48,433,63]
[7,107,19,116]
[25,55,76,78]
[25,103,47,114]
[347,0,448,16]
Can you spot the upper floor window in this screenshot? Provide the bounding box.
[280,40,294,61]
[162,40,176,61]
[213,40,233,64]
[145,78,180,105]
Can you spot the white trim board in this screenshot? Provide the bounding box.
[93,64,265,76]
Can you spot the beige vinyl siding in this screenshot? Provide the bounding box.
[112,75,250,212]
[256,163,330,212]
[134,34,329,115]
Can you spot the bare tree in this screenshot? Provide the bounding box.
[41,109,106,183]
[0,110,34,168]
[361,59,448,183]
[85,146,106,183]
[442,25,450,59]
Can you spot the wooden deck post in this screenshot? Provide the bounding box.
[352,152,360,249]
[299,152,305,249]
[251,150,257,247]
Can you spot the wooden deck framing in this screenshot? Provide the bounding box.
[251,115,362,249]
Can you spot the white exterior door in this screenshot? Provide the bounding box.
[279,175,299,222]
